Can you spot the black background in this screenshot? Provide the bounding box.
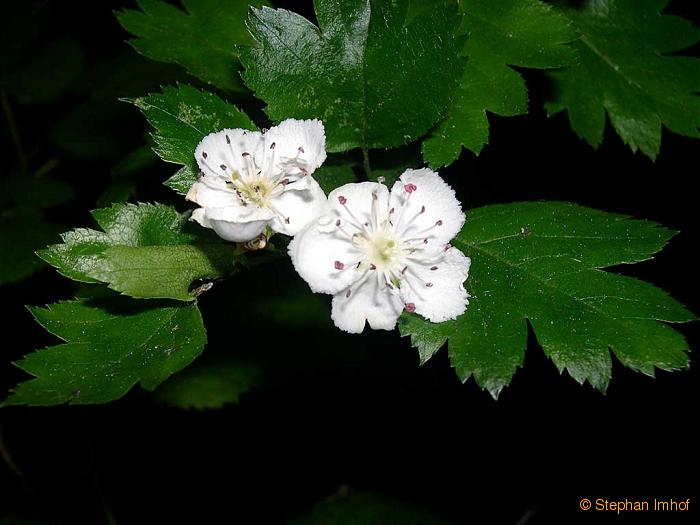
[1,1,698,523]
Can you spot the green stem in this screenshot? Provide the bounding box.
[1,90,27,175]
[362,146,372,180]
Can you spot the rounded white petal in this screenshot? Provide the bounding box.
[288,217,363,295]
[186,180,236,208]
[195,128,263,179]
[201,205,274,242]
[327,181,390,226]
[400,247,471,322]
[264,119,327,174]
[270,177,328,236]
[331,277,404,334]
[389,168,465,245]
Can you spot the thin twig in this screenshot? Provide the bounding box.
[1,90,28,175]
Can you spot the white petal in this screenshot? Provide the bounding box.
[389,168,464,245]
[202,206,274,242]
[191,207,212,229]
[186,180,236,208]
[195,128,263,180]
[400,247,471,322]
[331,277,404,334]
[288,216,363,295]
[327,181,390,227]
[270,177,328,236]
[264,119,327,175]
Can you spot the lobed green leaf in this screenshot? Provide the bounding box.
[423,0,578,167]
[3,299,206,406]
[116,0,269,92]
[240,0,464,153]
[400,202,695,398]
[547,0,700,159]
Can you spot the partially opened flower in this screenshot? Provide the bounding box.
[289,168,471,333]
[187,119,327,242]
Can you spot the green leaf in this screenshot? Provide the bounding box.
[289,491,453,525]
[399,202,695,398]
[313,165,357,195]
[423,0,578,167]
[38,202,239,301]
[154,358,261,410]
[127,84,255,194]
[240,0,464,153]
[3,299,206,406]
[116,0,269,92]
[547,0,700,159]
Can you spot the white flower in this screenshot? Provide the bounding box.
[187,119,328,242]
[289,168,471,333]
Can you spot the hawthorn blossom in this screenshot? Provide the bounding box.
[289,168,471,333]
[187,119,327,242]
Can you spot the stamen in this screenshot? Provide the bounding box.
[338,195,347,205]
[430,266,438,271]
[405,303,416,313]
[202,152,208,159]
[425,282,434,288]
[334,219,354,239]
[220,164,227,171]
[404,183,417,193]
[270,142,276,149]
[225,135,230,144]
[420,205,425,214]
[334,261,344,270]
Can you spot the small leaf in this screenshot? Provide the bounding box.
[38,202,239,301]
[547,0,700,159]
[400,202,695,398]
[423,0,578,167]
[289,491,453,525]
[127,84,256,194]
[3,299,206,406]
[240,0,464,152]
[116,0,269,92]
[155,359,261,410]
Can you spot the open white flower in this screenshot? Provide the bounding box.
[187,119,327,242]
[289,168,471,333]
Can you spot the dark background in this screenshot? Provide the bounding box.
[1,1,698,523]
